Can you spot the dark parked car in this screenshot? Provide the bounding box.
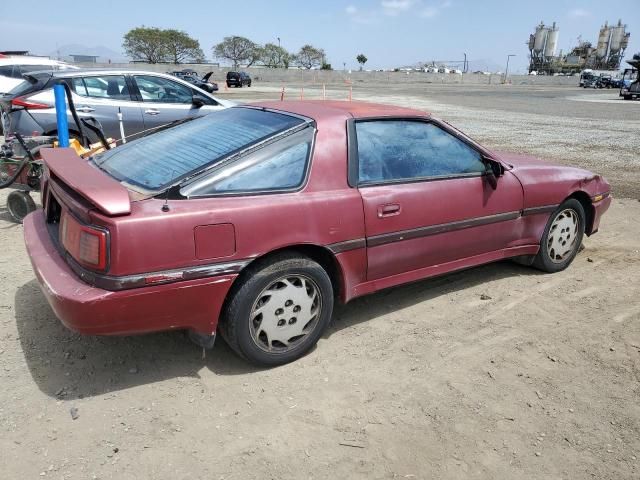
[170,69,218,93]
[620,68,639,100]
[226,71,251,88]
[0,70,231,143]
[24,101,611,366]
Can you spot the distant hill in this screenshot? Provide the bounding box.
[46,44,129,63]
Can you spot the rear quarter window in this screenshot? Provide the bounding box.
[184,127,313,196]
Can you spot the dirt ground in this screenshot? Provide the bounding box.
[1,83,639,479]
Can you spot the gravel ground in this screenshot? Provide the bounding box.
[1,83,639,479]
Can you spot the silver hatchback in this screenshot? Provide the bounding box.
[0,69,233,142]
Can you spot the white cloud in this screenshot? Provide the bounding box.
[420,6,438,17]
[346,5,380,25]
[569,8,591,18]
[346,0,451,24]
[381,0,415,16]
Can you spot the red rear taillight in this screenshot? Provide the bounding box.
[60,211,108,271]
[11,96,51,110]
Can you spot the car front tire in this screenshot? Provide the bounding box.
[532,198,585,273]
[219,253,334,366]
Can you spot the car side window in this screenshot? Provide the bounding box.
[0,66,14,77]
[71,78,88,96]
[187,127,313,195]
[134,75,193,104]
[0,65,23,79]
[355,120,485,184]
[72,75,131,100]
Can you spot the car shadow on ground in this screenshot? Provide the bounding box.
[15,261,541,399]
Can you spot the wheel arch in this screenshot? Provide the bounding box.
[44,128,84,141]
[567,190,595,235]
[229,243,346,305]
[216,243,347,335]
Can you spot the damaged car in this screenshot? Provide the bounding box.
[23,101,611,366]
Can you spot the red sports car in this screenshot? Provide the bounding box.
[23,101,611,365]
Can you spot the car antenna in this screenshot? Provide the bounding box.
[162,171,176,212]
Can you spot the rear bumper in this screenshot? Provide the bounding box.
[23,210,236,336]
[590,194,612,234]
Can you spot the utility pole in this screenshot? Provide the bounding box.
[463,52,467,73]
[277,37,281,48]
[504,54,516,83]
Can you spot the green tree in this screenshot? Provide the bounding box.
[122,27,168,64]
[164,29,205,64]
[356,53,368,71]
[260,43,291,68]
[295,45,325,69]
[213,36,258,69]
[246,44,263,68]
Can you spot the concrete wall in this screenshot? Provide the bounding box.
[75,62,580,86]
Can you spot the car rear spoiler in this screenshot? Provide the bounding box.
[22,71,54,85]
[40,147,131,216]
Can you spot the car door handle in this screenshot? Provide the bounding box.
[144,109,160,115]
[377,203,401,218]
[76,106,95,113]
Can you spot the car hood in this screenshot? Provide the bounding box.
[492,150,610,207]
[494,150,592,176]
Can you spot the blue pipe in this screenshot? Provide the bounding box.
[53,83,69,147]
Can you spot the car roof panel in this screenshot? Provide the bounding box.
[250,100,430,120]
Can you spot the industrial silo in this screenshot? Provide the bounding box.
[533,22,547,54]
[544,22,559,57]
[609,19,627,53]
[596,22,610,59]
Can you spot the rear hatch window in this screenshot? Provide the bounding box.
[5,71,53,98]
[93,107,306,191]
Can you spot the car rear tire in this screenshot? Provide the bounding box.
[532,199,585,273]
[219,253,334,366]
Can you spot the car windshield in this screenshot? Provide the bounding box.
[94,107,305,191]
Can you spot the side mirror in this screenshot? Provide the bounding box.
[192,95,207,108]
[483,158,503,190]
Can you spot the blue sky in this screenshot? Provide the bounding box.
[1,0,638,72]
